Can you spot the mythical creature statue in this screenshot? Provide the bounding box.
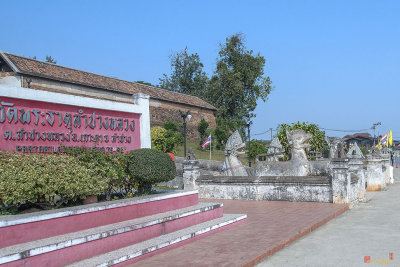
[256,136,284,162]
[346,142,364,159]
[223,130,249,176]
[186,148,198,160]
[285,129,312,175]
[267,136,284,161]
[325,136,346,159]
[255,129,312,176]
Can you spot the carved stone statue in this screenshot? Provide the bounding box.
[325,136,346,159]
[186,148,197,160]
[346,143,364,159]
[223,130,248,176]
[266,136,284,161]
[255,129,312,176]
[255,136,283,162]
[286,129,312,175]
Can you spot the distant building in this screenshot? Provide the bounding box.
[343,132,373,147]
[0,51,217,138]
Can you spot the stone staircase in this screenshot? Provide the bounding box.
[0,190,246,266]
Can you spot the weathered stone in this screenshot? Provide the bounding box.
[182,160,201,190]
[186,148,197,160]
[223,131,248,176]
[197,175,332,202]
[265,137,284,162]
[256,129,312,176]
[381,154,394,185]
[331,159,350,204]
[325,136,346,159]
[365,157,386,191]
[346,142,364,159]
[348,158,366,202]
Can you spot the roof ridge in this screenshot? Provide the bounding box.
[3,51,217,109]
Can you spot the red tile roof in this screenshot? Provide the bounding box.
[1,52,217,111]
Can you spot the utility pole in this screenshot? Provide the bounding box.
[269,128,273,141]
[371,122,381,146]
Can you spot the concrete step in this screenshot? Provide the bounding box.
[68,214,247,267]
[0,202,222,267]
[0,190,198,248]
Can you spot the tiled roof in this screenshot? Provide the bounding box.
[343,132,372,140]
[1,52,217,111]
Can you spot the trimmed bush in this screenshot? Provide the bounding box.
[125,148,176,194]
[0,151,105,207]
[63,147,131,200]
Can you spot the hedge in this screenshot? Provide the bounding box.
[0,151,105,207]
[0,148,177,212]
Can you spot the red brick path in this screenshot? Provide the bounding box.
[128,199,348,267]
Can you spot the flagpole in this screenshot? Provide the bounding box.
[209,134,212,160]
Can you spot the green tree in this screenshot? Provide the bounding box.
[45,56,57,64]
[213,123,229,150]
[159,47,209,98]
[208,33,273,132]
[197,119,209,140]
[247,139,268,162]
[276,122,327,160]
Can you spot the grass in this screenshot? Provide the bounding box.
[174,139,253,166]
[174,140,225,161]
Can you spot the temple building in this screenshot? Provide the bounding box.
[0,51,217,138]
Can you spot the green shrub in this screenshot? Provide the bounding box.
[151,126,181,153]
[163,119,178,132]
[247,139,268,161]
[125,149,176,194]
[0,151,104,207]
[63,147,131,200]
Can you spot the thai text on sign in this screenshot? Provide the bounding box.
[0,97,141,153]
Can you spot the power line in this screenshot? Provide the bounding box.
[320,127,371,133]
[252,128,276,137]
[251,131,269,136]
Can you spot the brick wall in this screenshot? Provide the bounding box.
[150,100,216,139]
[11,75,216,140]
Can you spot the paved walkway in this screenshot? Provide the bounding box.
[128,200,347,267]
[257,169,400,267]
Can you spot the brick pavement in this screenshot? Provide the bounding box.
[127,199,348,267]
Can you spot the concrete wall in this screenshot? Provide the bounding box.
[196,176,332,202]
[158,157,224,189]
[365,158,386,191]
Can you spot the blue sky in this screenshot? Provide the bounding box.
[2,0,399,139]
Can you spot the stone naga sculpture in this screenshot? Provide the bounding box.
[256,136,283,162]
[255,129,312,176]
[286,129,312,175]
[223,130,249,176]
[325,136,346,159]
[346,142,364,159]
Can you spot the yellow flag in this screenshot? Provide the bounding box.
[389,130,393,146]
[376,141,382,149]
